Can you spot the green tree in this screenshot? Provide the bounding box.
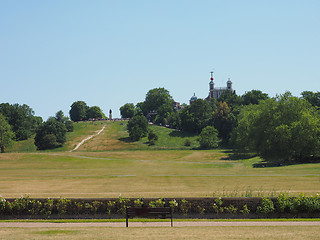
[0,114,15,153]
[232,92,320,163]
[34,118,67,150]
[127,115,149,141]
[154,103,174,126]
[69,101,88,121]
[87,106,105,119]
[242,90,269,105]
[135,102,146,116]
[301,91,320,108]
[180,99,213,133]
[55,110,68,123]
[213,101,235,144]
[148,130,158,145]
[144,88,174,114]
[198,126,220,149]
[120,103,136,118]
[0,103,42,140]
[55,110,73,132]
[218,91,243,108]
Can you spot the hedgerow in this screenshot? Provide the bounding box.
[0,195,319,219]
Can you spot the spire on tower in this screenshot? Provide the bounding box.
[210,71,214,81]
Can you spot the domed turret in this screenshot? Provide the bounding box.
[189,93,197,105]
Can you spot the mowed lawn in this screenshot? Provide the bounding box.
[0,226,319,240]
[1,121,319,198]
[0,150,319,198]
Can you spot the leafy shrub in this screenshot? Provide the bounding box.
[149,198,166,208]
[212,198,224,214]
[184,139,191,147]
[116,196,130,214]
[256,197,275,215]
[106,200,116,215]
[41,198,54,218]
[240,204,250,215]
[127,115,148,141]
[276,193,320,213]
[169,199,178,212]
[133,198,144,207]
[56,198,71,216]
[198,126,220,149]
[28,200,43,216]
[224,204,238,215]
[197,205,206,215]
[179,199,191,215]
[148,130,158,145]
[34,118,67,150]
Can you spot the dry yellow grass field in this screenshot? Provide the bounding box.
[0,226,319,240]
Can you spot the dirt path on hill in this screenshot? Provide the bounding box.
[70,125,106,152]
[0,221,319,228]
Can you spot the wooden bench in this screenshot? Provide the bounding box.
[126,207,173,227]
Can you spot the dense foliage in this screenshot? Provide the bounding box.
[0,194,319,218]
[69,101,106,121]
[198,126,220,149]
[180,99,213,133]
[120,103,136,118]
[0,103,42,140]
[127,115,149,141]
[121,87,320,163]
[143,88,174,114]
[69,101,89,121]
[232,92,320,163]
[0,114,15,153]
[87,106,106,119]
[34,118,67,150]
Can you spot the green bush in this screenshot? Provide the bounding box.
[212,198,224,214]
[198,126,220,149]
[184,139,191,147]
[149,198,166,208]
[257,197,275,215]
[240,204,250,215]
[56,198,72,216]
[224,204,238,215]
[127,115,148,141]
[116,196,130,214]
[179,199,191,215]
[148,130,158,145]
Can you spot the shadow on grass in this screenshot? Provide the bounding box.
[220,150,259,161]
[118,137,133,143]
[253,156,320,168]
[169,130,197,138]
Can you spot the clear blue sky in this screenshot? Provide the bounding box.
[1,0,319,120]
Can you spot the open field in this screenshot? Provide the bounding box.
[1,121,319,198]
[0,225,319,240]
[0,150,319,198]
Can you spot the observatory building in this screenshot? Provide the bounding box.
[190,72,235,104]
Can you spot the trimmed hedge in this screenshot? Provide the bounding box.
[0,194,319,219]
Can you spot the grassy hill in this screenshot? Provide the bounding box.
[1,121,319,198]
[8,121,200,152]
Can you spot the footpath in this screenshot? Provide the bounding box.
[70,125,106,152]
[0,221,319,228]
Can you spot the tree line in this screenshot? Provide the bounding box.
[0,101,106,152]
[120,88,320,164]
